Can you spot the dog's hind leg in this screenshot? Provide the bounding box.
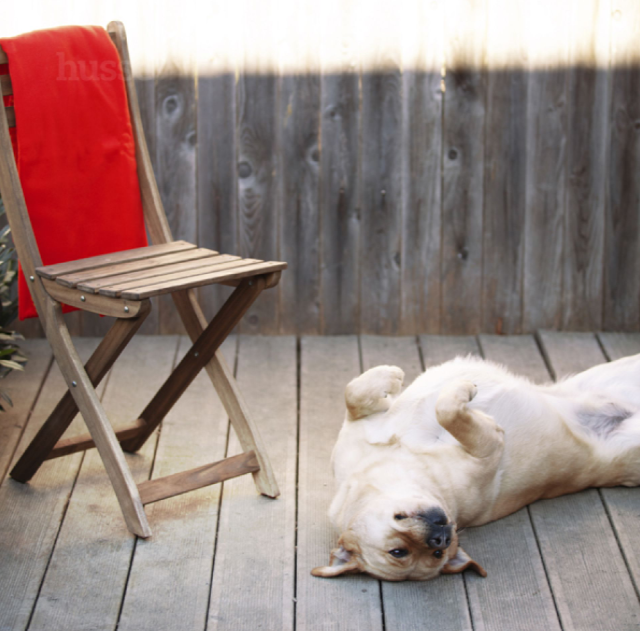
[435,381,504,459]
[345,365,405,420]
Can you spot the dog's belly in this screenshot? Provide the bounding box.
[333,354,640,527]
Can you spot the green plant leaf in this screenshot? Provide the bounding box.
[0,360,24,371]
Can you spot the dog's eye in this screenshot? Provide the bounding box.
[433,550,443,559]
[394,514,407,521]
[389,548,409,558]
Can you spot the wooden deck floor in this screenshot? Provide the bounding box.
[1,332,639,631]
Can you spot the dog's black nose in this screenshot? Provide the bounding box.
[426,529,452,550]
[418,508,453,550]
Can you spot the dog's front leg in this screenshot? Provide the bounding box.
[436,381,504,458]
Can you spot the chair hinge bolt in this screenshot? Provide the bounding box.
[71,380,77,387]
[29,275,35,282]
[124,306,129,313]
[194,352,199,357]
[80,295,86,302]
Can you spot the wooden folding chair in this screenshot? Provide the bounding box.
[0,22,285,538]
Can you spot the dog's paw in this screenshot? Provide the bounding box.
[345,365,405,420]
[435,380,477,420]
[445,380,477,405]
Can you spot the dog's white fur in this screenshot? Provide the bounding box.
[312,354,640,581]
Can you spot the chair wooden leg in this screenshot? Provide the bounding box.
[171,284,280,498]
[121,276,268,453]
[11,310,150,483]
[40,300,151,537]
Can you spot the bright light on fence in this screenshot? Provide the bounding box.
[0,0,637,75]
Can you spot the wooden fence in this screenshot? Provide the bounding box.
[8,0,640,336]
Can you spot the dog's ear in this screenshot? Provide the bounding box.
[311,545,362,578]
[441,546,487,577]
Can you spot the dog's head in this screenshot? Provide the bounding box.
[312,491,486,581]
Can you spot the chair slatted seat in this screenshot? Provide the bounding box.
[38,247,286,299]
[0,22,286,538]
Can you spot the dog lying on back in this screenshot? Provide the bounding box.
[312,354,640,581]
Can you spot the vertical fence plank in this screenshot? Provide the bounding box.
[562,0,610,330]
[483,0,527,335]
[400,0,444,335]
[359,0,403,334]
[278,2,322,334]
[319,0,361,334]
[605,0,640,330]
[522,1,569,332]
[441,0,486,335]
[154,8,197,334]
[196,4,238,323]
[236,1,280,334]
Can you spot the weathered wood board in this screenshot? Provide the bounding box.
[361,336,473,631]
[208,336,297,630]
[441,0,486,335]
[0,339,52,480]
[27,336,179,631]
[597,332,640,603]
[483,0,527,335]
[472,335,561,631]
[118,337,233,631]
[319,0,361,335]
[296,336,384,631]
[533,331,640,630]
[562,0,609,330]
[0,339,102,631]
[359,1,403,335]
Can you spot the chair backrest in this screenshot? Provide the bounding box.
[0,22,173,319]
[0,52,15,128]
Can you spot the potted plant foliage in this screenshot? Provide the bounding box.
[0,196,26,411]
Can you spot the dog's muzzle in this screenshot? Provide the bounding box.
[418,508,453,550]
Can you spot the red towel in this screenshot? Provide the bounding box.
[0,26,148,319]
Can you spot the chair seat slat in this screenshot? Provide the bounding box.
[36,240,197,280]
[57,246,220,288]
[77,252,241,293]
[98,257,263,297]
[118,260,287,300]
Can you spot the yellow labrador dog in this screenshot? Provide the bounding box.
[312,354,640,581]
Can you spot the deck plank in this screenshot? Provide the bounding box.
[297,336,384,631]
[596,332,640,600]
[471,335,561,631]
[0,339,52,480]
[361,336,473,631]
[208,336,298,630]
[118,338,234,631]
[27,336,179,631]
[532,331,640,630]
[0,339,103,631]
